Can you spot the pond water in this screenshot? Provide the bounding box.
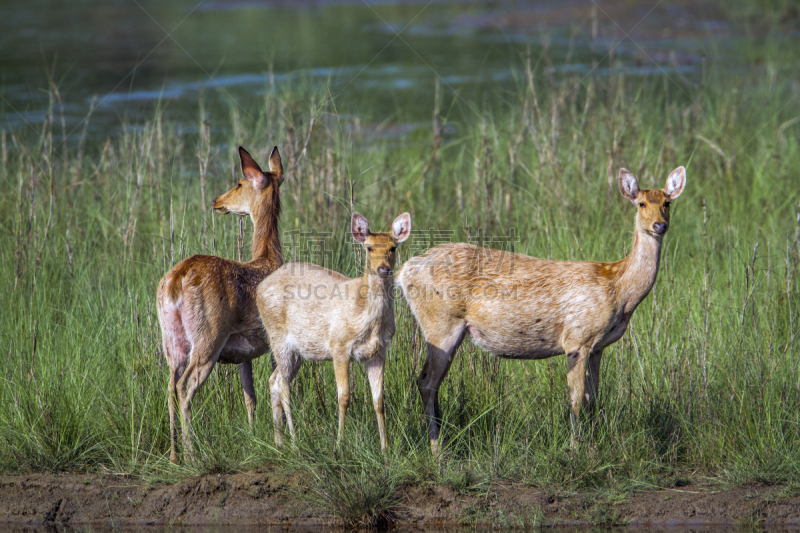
[0,0,732,143]
[0,526,788,532]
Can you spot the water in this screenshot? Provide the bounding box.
[0,0,727,144]
[0,525,791,532]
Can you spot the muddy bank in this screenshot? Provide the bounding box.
[1,472,800,529]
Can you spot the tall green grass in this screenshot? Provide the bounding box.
[1,49,799,525]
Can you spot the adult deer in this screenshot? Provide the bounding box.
[397,167,686,454]
[156,146,284,463]
[256,212,411,450]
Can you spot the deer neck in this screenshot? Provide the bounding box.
[357,270,394,325]
[249,188,282,265]
[614,229,663,314]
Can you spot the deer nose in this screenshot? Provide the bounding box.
[653,221,668,235]
[377,266,391,277]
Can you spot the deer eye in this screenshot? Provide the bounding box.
[367,247,373,253]
[236,183,242,189]
[638,202,646,208]
[390,246,397,252]
[664,201,671,207]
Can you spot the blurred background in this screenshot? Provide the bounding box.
[3,0,791,141]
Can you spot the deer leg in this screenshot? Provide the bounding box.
[364,352,387,451]
[585,348,604,409]
[268,368,285,447]
[163,343,187,464]
[333,354,351,448]
[270,348,301,448]
[282,355,302,447]
[176,337,226,462]
[584,348,604,437]
[566,345,592,448]
[167,364,184,464]
[417,326,465,456]
[238,361,257,431]
[158,303,189,464]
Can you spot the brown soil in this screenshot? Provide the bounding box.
[1,472,800,529]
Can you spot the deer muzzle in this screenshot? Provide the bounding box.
[212,197,228,213]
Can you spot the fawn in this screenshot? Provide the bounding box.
[397,167,686,454]
[256,212,411,450]
[156,146,284,463]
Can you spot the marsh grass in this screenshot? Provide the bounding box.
[281,439,410,528]
[1,40,799,526]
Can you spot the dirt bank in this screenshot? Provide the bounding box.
[1,472,800,529]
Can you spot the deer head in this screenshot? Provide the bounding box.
[213,146,284,218]
[351,212,411,278]
[619,166,685,237]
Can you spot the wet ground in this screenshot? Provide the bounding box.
[1,471,800,529]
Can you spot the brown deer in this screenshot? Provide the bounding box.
[256,212,411,450]
[156,146,284,463]
[397,167,686,454]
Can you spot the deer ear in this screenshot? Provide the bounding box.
[392,212,411,243]
[269,146,284,186]
[351,212,370,243]
[664,166,685,200]
[618,168,640,202]
[239,146,268,189]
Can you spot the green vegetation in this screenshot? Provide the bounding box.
[1,40,799,526]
